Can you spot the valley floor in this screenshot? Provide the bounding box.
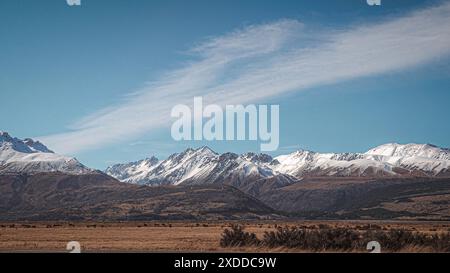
[0,220,449,253]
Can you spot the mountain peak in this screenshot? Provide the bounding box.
[241,152,273,163]
[365,143,450,160]
[0,131,91,174]
[195,146,217,155]
[0,131,11,139]
[0,133,53,154]
[291,149,315,158]
[23,138,54,153]
[0,131,14,144]
[145,156,159,162]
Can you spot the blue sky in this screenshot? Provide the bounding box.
[1,0,450,169]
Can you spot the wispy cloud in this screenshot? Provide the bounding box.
[277,145,306,153]
[41,2,450,155]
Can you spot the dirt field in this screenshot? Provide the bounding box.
[0,221,449,252]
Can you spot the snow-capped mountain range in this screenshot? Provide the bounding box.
[105,147,283,187]
[2,131,449,182]
[106,143,450,186]
[273,143,450,178]
[0,131,91,174]
[1,131,449,221]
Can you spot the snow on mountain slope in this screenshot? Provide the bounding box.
[364,143,450,176]
[106,147,279,186]
[274,143,450,177]
[365,143,450,160]
[107,143,450,185]
[147,147,219,185]
[105,157,159,183]
[272,150,396,177]
[0,131,92,174]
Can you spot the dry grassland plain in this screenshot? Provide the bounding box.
[1,221,449,253]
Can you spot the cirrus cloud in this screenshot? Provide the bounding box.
[41,2,450,155]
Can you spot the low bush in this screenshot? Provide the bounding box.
[220,225,450,252]
[220,225,260,247]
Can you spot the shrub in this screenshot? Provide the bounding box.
[263,226,363,250]
[220,225,450,252]
[220,225,260,247]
